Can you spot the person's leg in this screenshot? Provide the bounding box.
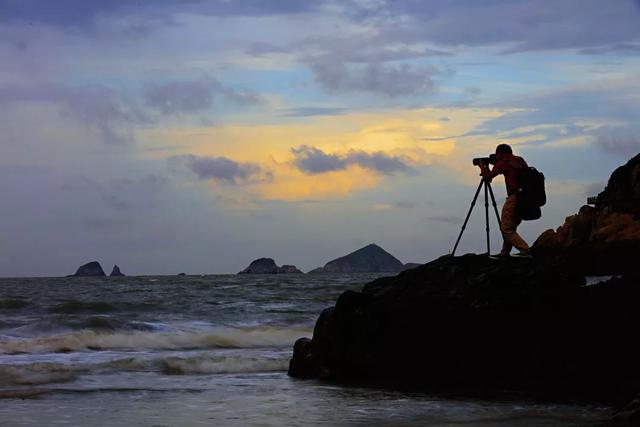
[501,195,529,253]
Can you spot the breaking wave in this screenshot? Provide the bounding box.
[0,354,290,386]
[0,364,80,386]
[160,355,288,375]
[0,326,311,354]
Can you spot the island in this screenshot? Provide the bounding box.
[70,261,106,277]
[238,258,303,274]
[308,243,405,273]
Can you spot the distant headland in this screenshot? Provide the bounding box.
[238,243,419,275]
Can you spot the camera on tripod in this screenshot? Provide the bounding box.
[472,154,497,167]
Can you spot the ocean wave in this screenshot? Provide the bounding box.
[160,355,288,375]
[49,301,117,314]
[0,326,311,354]
[0,354,290,385]
[0,298,30,310]
[7,316,157,336]
[0,364,80,386]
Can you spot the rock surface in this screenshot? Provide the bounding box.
[402,262,422,271]
[289,255,640,402]
[72,261,105,277]
[312,243,404,273]
[238,258,302,274]
[533,153,640,274]
[289,153,640,415]
[109,265,125,277]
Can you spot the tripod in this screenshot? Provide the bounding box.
[451,178,502,256]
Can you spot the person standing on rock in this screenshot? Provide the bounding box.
[480,144,531,258]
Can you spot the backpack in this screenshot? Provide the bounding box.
[517,167,546,221]
[506,158,546,221]
[518,167,546,207]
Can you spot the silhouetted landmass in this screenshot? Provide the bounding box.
[309,243,404,273]
[71,261,105,277]
[289,153,640,425]
[533,152,640,274]
[109,265,125,277]
[402,262,422,271]
[238,258,303,274]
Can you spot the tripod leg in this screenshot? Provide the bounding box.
[451,179,484,256]
[487,182,502,228]
[484,181,490,255]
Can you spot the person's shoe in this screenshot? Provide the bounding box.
[512,250,532,258]
[489,252,510,260]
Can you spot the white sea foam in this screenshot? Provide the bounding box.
[160,355,288,375]
[0,364,80,386]
[0,326,311,354]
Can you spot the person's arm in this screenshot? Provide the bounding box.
[481,161,506,181]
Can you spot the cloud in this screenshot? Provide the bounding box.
[291,145,414,175]
[170,155,266,184]
[0,0,318,29]
[144,76,261,115]
[593,126,640,157]
[280,107,349,117]
[290,146,346,173]
[579,43,640,56]
[307,57,436,97]
[364,0,640,54]
[0,83,147,144]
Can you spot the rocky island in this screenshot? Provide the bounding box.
[70,261,106,277]
[238,258,303,274]
[109,265,125,277]
[309,243,407,273]
[289,153,640,424]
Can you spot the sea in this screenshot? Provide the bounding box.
[0,274,610,426]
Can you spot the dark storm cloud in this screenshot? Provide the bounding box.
[291,145,414,175]
[170,155,265,184]
[144,76,261,115]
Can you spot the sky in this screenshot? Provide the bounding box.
[1,0,640,277]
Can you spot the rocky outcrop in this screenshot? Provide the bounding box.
[289,153,640,415]
[109,265,125,277]
[72,261,105,277]
[238,258,302,274]
[402,262,422,271]
[612,395,640,426]
[311,243,404,273]
[533,153,640,274]
[289,255,640,403]
[277,265,303,274]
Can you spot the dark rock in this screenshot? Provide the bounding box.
[533,153,640,274]
[239,258,278,274]
[238,258,302,274]
[177,273,186,276]
[289,255,640,402]
[109,265,125,277]
[277,265,303,274]
[612,395,640,426]
[72,261,105,277]
[402,262,422,271]
[317,243,405,273]
[307,267,326,274]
